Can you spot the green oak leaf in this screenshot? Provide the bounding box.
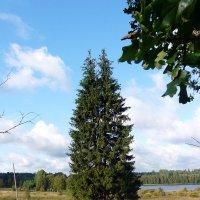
[185,51,200,66]
[154,51,167,69]
[167,52,178,64]
[176,0,195,22]
[172,64,180,79]
[119,42,139,64]
[162,70,190,98]
[178,83,191,104]
[161,7,177,29]
[162,80,178,97]
[163,64,173,74]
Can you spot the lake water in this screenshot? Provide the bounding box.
[141,185,200,192]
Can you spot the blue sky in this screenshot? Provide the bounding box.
[0,0,200,174]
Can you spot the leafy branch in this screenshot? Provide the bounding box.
[120,0,200,104]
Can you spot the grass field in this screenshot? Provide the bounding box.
[138,187,200,200]
[0,189,73,200]
[1,188,200,200]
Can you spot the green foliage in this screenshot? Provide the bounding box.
[24,188,31,200]
[34,171,67,192]
[46,174,54,190]
[22,179,35,190]
[0,179,4,188]
[0,172,34,188]
[35,170,47,191]
[69,50,140,200]
[52,174,66,192]
[120,0,200,103]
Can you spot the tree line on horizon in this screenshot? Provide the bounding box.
[139,169,200,185]
[0,170,67,192]
[1,168,200,191]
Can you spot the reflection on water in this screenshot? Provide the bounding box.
[141,185,200,192]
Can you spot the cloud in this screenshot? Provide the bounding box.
[133,139,200,172]
[123,72,200,171]
[0,12,33,39]
[124,74,178,130]
[23,121,68,157]
[0,152,69,173]
[5,43,70,91]
[1,71,200,173]
[0,119,69,173]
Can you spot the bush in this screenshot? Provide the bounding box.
[178,190,188,197]
[182,187,188,192]
[189,191,199,198]
[158,187,165,196]
[139,189,154,195]
[139,189,156,198]
[194,187,200,192]
[143,192,153,198]
[11,186,15,191]
[24,189,31,200]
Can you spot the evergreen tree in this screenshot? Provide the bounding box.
[69,50,140,200]
[69,52,98,199]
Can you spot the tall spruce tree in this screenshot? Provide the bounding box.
[69,50,140,200]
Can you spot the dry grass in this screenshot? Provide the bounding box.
[0,189,73,200]
[0,188,200,200]
[139,188,200,200]
[142,198,200,200]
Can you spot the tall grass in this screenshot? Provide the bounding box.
[0,189,73,200]
[139,187,200,199]
[1,187,200,200]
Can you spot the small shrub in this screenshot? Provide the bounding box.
[194,187,200,192]
[143,192,153,198]
[152,190,160,197]
[11,185,15,191]
[178,191,187,197]
[189,191,199,198]
[24,189,31,200]
[139,189,155,198]
[183,187,188,192]
[158,187,165,196]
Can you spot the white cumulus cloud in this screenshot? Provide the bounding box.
[133,139,200,172]
[123,72,200,171]
[0,119,69,173]
[23,121,68,157]
[5,43,70,91]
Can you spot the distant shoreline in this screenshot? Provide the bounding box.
[142,184,200,186]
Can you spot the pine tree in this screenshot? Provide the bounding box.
[69,50,140,200]
[69,52,99,199]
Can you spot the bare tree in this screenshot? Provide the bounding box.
[186,137,200,148]
[0,72,11,87]
[0,112,38,134]
[13,163,19,200]
[0,73,38,133]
